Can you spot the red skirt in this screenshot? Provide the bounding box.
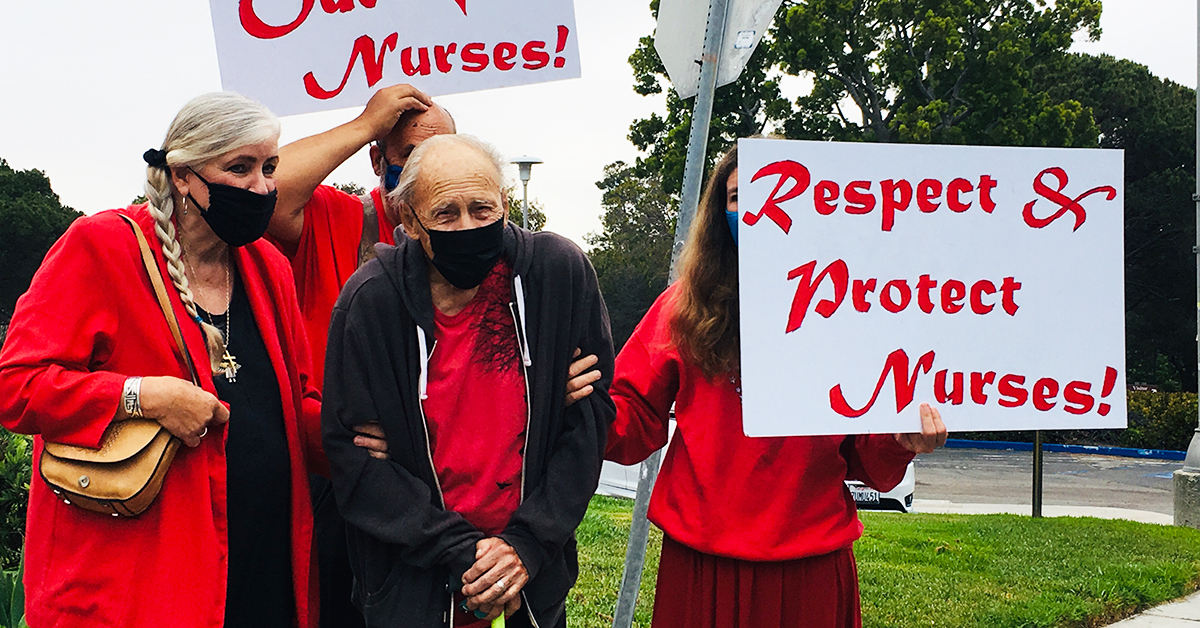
[651,535,862,628]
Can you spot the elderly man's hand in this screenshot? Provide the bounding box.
[565,348,601,407]
[462,538,528,613]
[894,402,948,453]
[358,84,432,141]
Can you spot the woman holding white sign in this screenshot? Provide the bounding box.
[605,145,947,628]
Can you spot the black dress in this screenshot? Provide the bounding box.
[199,269,295,628]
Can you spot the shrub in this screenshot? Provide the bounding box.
[955,391,1198,451]
[0,432,29,572]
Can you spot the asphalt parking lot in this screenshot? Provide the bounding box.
[913,446,1180,515]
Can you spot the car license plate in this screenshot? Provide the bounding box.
[850,485,880,505]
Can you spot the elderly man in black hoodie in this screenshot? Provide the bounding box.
[322,133,615,628]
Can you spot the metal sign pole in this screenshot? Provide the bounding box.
[1032,430,1043,518]
[611,0,730,626]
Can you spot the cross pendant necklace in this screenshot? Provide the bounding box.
[186,247,239,383]
[218,349,240,383]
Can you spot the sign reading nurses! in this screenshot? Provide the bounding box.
[737,138,1126,437]
[209,0,581,117]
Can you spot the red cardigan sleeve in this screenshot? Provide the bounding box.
[605,289,679,466]
[0,214,129,447]
[842,433,915,492]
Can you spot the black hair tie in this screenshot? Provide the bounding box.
[142,148,169,169]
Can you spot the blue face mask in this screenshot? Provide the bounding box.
[725,210,739,246]
[383,164,403,192]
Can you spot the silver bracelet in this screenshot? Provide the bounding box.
[122,377,144,419]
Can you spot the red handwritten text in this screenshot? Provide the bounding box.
[303,26,571,99]
[239,0,379,40]
[746,160,998,233]
[785,259,1021,332]
[1022,167,1117,231]
[830,349,1119,418]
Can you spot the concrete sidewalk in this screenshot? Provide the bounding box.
[1106,589,1200,626]
[912,500,1198,626]
[912,499,1173,525]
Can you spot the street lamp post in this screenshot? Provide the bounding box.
[510,156,543,230]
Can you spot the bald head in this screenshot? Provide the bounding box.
[370,104,456,175]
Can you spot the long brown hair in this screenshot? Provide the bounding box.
[670,145,739,379]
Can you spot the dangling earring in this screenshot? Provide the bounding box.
[181,196,189,216]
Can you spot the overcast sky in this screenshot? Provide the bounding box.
[0,1,1193,247]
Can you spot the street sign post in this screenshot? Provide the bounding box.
[611,0,782,626]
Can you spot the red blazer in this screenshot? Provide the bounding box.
[605,284,915,562]
[0,207,325,628]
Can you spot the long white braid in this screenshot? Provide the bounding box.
[144,165,226,374]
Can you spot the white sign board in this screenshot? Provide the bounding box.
[737,138,1126,437]
[209,0,581,117]
[654,0,784,99]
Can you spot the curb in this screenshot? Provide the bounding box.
[944,438,1185,461]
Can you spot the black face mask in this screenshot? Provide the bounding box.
[414,214,505,289]
[187,168,277,247]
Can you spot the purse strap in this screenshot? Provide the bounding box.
[117,213,200,386]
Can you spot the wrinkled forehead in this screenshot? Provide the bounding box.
[413,145,503,206]
[384,106,453,147]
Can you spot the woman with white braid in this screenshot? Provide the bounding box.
[0,92,384,628]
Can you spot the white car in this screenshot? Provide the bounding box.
[844,462,915,513]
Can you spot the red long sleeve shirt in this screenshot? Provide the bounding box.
[606,284,915,561]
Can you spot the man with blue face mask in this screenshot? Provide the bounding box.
[322,134,615,628]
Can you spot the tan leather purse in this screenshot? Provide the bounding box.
[39,213,193,517]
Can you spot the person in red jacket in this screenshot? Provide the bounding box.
[0,92,381,628]
[605,144,948,628]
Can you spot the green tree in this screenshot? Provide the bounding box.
[0,160,82,320]
[627,0,789,195]
[506,186,547,232]
[626,0,1103,197]
[774,0,1101,146]
[587,162,678,348]
[333,182,367,196]
[1034,53,1198,391]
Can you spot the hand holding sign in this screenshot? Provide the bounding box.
[894,403,948,454]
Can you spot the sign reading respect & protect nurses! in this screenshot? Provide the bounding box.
[737,138,1126,437]
[209,0,581,117]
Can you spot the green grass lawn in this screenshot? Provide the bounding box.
[569,496,1200,628]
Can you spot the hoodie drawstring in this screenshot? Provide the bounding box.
[513,275,532,367]
[416,325,429,400]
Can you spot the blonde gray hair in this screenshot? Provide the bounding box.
[143,92,280,373]
[385,134,506,211]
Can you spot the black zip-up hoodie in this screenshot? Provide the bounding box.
[322,223,616,627]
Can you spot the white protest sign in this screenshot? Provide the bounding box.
[737,138,1126,437]
[209,0,581,117]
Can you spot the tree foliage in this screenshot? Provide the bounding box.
[627,0,1103,196]
[506,186,547,232]
[332,181,367,196]
[587,162,677,348]
[775,0,1101,146]
[1034,53,1198,390]
[0,160,82,320]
